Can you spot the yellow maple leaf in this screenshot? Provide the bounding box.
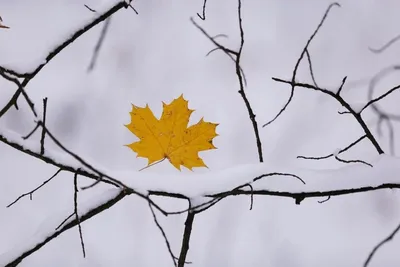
[125,95,218,170]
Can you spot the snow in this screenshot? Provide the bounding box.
[0,127,98,175]
[2,125,399,202]
[111,154,400,199]
[2,151,399,266]
[0,0,125,75]
[0,188,122,266]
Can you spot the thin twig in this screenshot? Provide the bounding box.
[305,48,319,88]
[234,0,263,162]
[128,3,139,14]
[253,172,305,185]
[4,190,128,267]
[0,71,37,117]
[360,84,400,114]
[74,171,86,258]
[7,169,63,208]
[197,0,207,20]
[297,135,367,160]
[318,196,330,203]
[87,18,112,72]
[272,78,384,154]
[22,123,40,140]
[148,199,177,267]
[205,182,400,206]
[81,179,102,190]
[192,0,262,162]
[368,65,400,155]
[166,172,306,215]
[263,3,340,127]
[336,76,347,96]
[0,1,129,78]
[0,1,129,120]
[369,34,400,54]
[0,129,169,215]
[84,4,96,12]
[190,18,247,86]
[334,155,372,167]
[364,220,400,267]
[247,183,254,210]
[40,98,48,155]
[56,213,74,230]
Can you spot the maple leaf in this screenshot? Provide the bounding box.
[125,95,218,170]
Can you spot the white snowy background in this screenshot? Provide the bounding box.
[1,0,400,266]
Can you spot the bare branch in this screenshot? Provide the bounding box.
[74,171,86,258]
[192,0,263,162]
[190,18,247,86]
[305,48,319,88]
[0,129,169,216]
[246,183,254,210]
[197,0,208,20]
[22,123,40,140]
[178,211,195,267]
[263,3,340,127]
[369,34,400,54]
[334,155,372,167]
[0,1,129,78]
[0,71,37,117]
[235,0,263,162]
[297,135,367,160]
[0,1,130,120]
[128,3,139,14]
[336,76,347,96]
[148,200,177,267]
[3,190,128,267]
[364,220,400,267]
[7,169,63,208]
[205,182,400,206]
[318,196,330,203]
[360,84,400,114]
[367,65,400,155]
[84,4,96,12]
[87,18,112,72]
[163,172,306,215]
[55,213,74,230]
[190,19,237,56]
[40,98,48,155]
[272,78,384,154]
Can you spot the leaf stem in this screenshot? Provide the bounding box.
[138,158,167,171]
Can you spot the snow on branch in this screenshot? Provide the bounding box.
[0,0,130,77]
[0,188,126,267]
[5,114,400,233]
[0,125,169,215]
[117,154,400,203]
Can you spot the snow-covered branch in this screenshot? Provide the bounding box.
[0,0,130,78]
[0,189,127,267]
[5,123,400,208]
